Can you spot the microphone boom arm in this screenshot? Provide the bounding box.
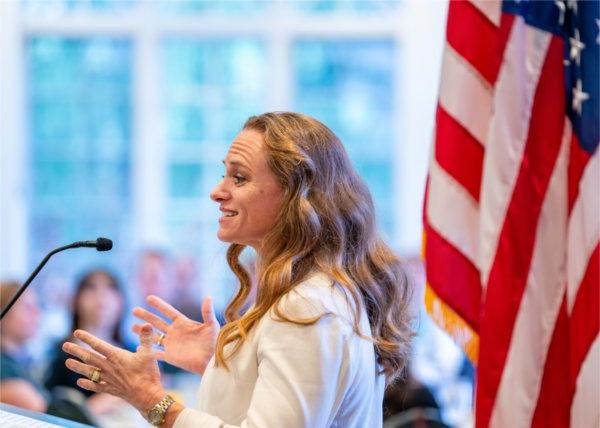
[0,238,112,320]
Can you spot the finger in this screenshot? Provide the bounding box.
[65,358,106,382]
[131,323,142,335]
[74,330,121,358]
[155,350,165,361]
[132,307,169,331]
[138,323,154,350]
[76,378,107,394]
[201,296,217,324]
[63,342,106,370]
[132,324,167,347]
[147,295,183,321]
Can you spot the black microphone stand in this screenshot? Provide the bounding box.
[1,239,112,320]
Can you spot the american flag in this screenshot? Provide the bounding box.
[423,1,599,427]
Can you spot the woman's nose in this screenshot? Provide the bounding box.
[210,179,230,202]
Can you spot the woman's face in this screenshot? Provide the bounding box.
[77,273,123,332]
[210,129,284,250]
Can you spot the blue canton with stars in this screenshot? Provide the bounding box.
[503,0,599,154]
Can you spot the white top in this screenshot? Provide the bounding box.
[173,272,384,428]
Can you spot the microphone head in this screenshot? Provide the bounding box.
[96,237,113,251]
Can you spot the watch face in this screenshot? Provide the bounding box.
[148,408,163,424]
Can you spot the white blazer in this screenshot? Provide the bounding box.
[173,272,384,428]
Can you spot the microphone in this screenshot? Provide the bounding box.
[70,238,113,251]
[0,237,113,320]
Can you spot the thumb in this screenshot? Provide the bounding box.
[201,296,216,324]
[139,323,154,350]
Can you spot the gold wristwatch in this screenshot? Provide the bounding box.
[147,394,175,426]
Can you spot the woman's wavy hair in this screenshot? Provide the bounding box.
[215,112,414,382]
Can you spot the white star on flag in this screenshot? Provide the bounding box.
[555,0,566,25]
[572,78,590,114]
[570,28,586,65]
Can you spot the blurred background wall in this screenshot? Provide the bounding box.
[2,0,447,303]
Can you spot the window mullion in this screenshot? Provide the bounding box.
[266,2,293,111]
[132,6,166,248]
[0,0,29,277]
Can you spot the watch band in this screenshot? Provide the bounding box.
[147,394,175,426]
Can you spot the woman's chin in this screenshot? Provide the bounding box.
[216,230,233,243]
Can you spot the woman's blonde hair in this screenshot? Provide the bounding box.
[215,112,413,382]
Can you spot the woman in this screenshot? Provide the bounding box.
[62,112,414,427]
[0,282,48,412]
[45,270,131,414]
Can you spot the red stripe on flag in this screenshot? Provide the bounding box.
[567,134,592,213]
[530,297,570,428]
[475,36,566,428]
[435,106,484,201]
[446,1,514,84]
[568,244,599,396]
[423,220,481,331]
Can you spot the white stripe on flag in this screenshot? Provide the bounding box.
[489,120,570,428]
[567,149,600,313]
[439,43,493,145]
[570,335,600,428]
[479,18,552,288]
[426,157,479,267]
[469,0,501,27]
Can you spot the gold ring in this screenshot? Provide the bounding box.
[90,368,101,383]
[157,333,166,347]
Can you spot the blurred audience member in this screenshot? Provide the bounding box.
[137,249,173,303]
[45,270,132,414]
[383,372,449,428]
[0,281,48,412]
[171,254,200,320]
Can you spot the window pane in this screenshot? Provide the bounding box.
[23,0,135,15]
[295,0,400,13]
[294,40,396,239]
[162,39,266,304]
[157,0,271,14]
[28,37,132,280]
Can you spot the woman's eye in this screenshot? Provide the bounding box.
[232,175,246,185]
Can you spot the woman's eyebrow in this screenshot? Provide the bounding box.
[222,159,251,171]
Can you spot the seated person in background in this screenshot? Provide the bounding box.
[0,281,48,412]
[45,269,132,414]
[383,371,447,428]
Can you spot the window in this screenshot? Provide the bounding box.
[28,37,132,276]
[2,0,444,345]
[163,38,267,288]
[295,40,396,238]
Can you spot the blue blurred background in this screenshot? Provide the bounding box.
[0,0,474,426]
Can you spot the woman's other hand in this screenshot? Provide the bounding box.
[132,296,219,375]
[62,325,165,415]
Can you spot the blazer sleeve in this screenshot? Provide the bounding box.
[174,292,353,428]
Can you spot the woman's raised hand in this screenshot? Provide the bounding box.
[63,325,166,415]
[132,296,219,375]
